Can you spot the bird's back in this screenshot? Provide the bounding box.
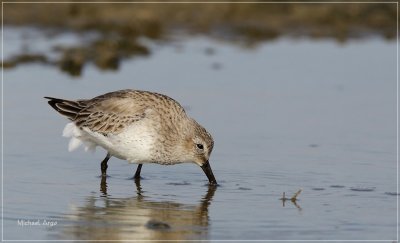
[45,89,187,135]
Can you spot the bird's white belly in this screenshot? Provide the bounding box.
[64,122,156,163]
[105,123,156,163]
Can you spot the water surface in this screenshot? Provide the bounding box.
[3,29,398,241]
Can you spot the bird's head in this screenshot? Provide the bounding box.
[184,119,217,185]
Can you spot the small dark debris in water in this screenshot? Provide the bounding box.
[166,181,191,186]
[238,187,252,191]
[384,192,400,196]
[330,185,345,188]
[312,187,325,191]
[211,62,222,70]
[280,189,302,202]
[280,189,302,210]
[350,187,375,192]
[309,144,319,148]
[146,220,171,230]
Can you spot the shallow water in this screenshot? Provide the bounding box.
[2,29,398,241]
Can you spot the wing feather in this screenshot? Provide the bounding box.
[46,89,186,135]
[73,91,149,135]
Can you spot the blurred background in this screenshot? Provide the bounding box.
[2,2,397,75]
[2,2,398,241]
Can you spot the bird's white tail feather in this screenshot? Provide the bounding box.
[68,137,82,152]
[63,122,96,152]
[63,122,78,138]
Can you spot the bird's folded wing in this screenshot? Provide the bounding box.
[74,94,148,135]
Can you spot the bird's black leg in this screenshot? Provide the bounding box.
[100,175,107,196]
[134,164,143,180]
[101,153,111,177]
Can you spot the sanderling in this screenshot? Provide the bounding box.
[45,89,217,185]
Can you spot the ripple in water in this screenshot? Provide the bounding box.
[330,185,345,188]
[350,187,376,192]
[166,181,191,186]
[237,187,252,191]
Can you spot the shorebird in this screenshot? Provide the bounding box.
[45,89,217,185]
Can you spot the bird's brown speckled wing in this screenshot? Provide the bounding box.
[46,90,149,134]
[45,89,186,135]
[75,110,146,134]
[75,90,151,134]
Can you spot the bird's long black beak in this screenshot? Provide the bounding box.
[201,160,217,185]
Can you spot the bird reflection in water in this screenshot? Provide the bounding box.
[51,177,217,241]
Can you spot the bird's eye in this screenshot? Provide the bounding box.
[196,144,204,150]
